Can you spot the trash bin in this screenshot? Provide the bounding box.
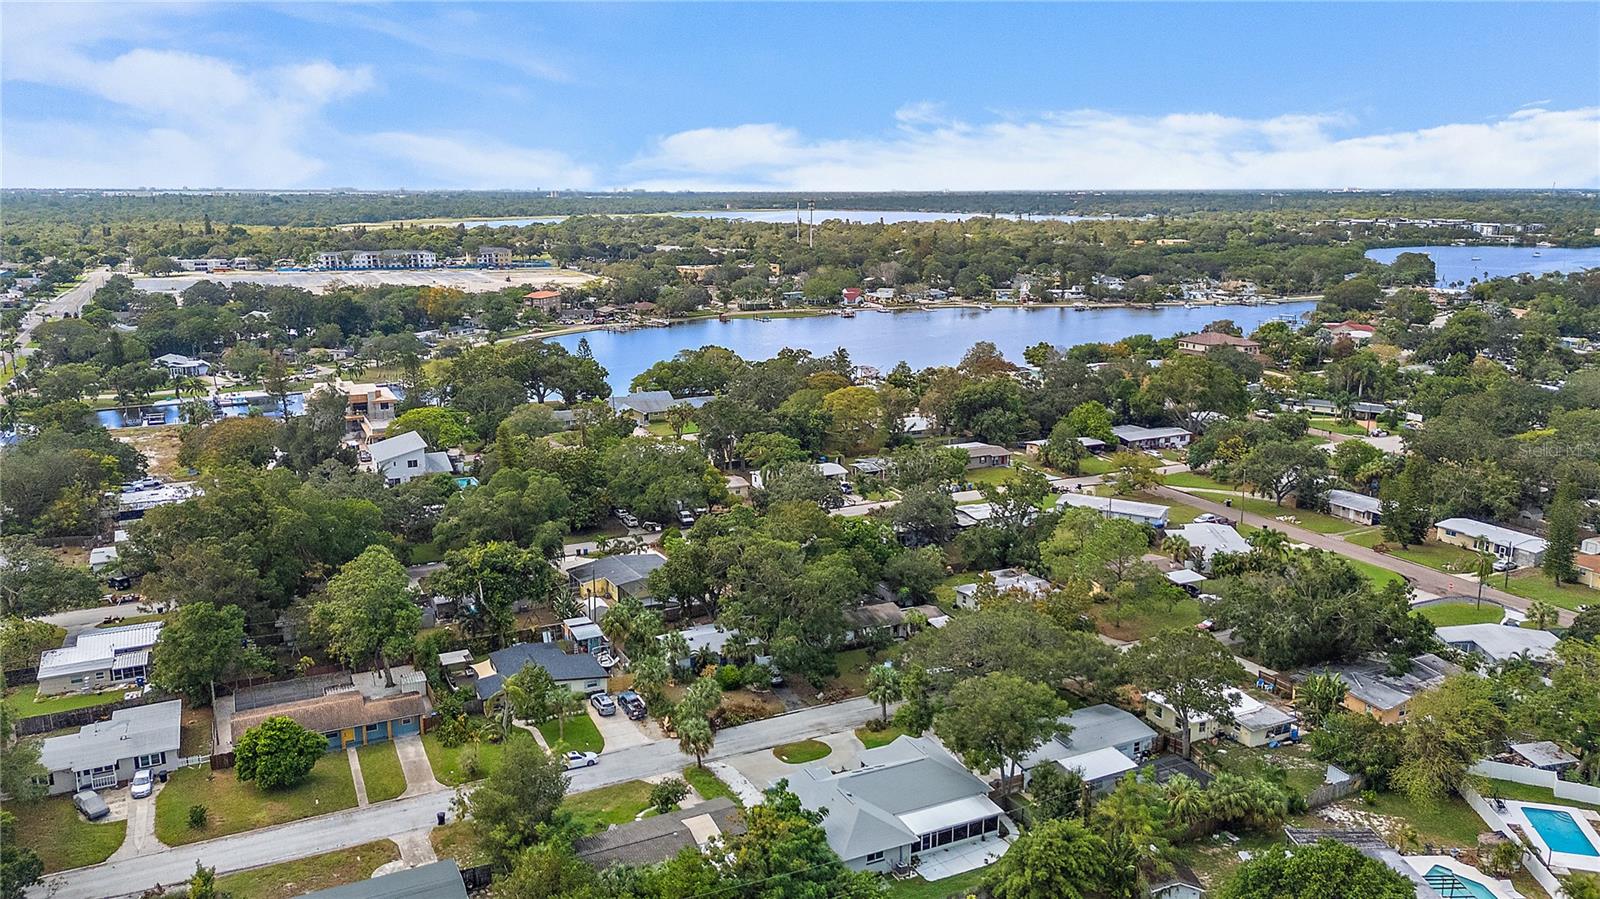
[1225,499,1233,508]
[437,811,446,826]
[158,770,168,783]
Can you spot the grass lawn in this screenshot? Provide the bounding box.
[356,741,407,803]
[564,779,657,834]
[1197,493,1365,535]
[855,723,911,749]
[8,797,128,873]
[1093,597,1206,643]
[1196,742,1326,800]
[645,420,699,437]
[537,713,605,754]
[421,718,534,786]
[964,466,1022,487]
[1500,571,1600,612]
[934,572,981,608]
[3,683,128,719]
[1345,531,1482,573]
[154,756,358,845]
[683,766,740,804]
[1478,778,1600,814]
[180,706,214,756]
[1166,471,1236,492]
[1346,558,1406,589]
[216,840,400,899]
[1353,791,1486,849]
[820,648,880,698]
[1310,418,1370,437]
[1075,454,1115,476]
[773,739,833,764]
[883,868,988,899]
[1417,601,1504,627]
[430,820,490,868]
[95,612,168,628]
[403,540,444,564]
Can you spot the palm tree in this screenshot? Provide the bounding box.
[549,688,585,742]
[658,632,691,671]
[487,677,533,735]
[1473,551,1496,608]
[1528,600,1559,630]
[865,664,902,725]
[1163,775,1211,834]
[677,716,714,769]
[1164,535,1194,566]
[1247,527,1290,563]
[1295,672,1348,726]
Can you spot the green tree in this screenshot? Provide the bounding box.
[985,818,1108,899]
[496,843,598,897]
[1543,480,1580,584]
[865,664,902,724]
[151,601,260,706]
[1378,456,1431,548]
[386,407,473,448]
[0,685,47,803]
[677,716,715,769]
[463,738,569,866]
[1027,760,1087,823]
[1107,450,1164,494]
[1064,400,1116,444]
[935,672,1069,784]
[234,716,327,790]
[427,542,552,647]
[312,546,421,688]
[0,618,65,673]
[1125,628,1247,758]
[0,538,102,616]
[1296,673,1348,727]
[1392,674,1507,805]
[650,777,690,814]
[1217,840,1416,899]
[0,810,44,899]
[185,862,229,899]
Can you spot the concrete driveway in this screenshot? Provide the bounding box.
[108,785,164,860]
[394,734,443,796]
[589,700,651,752]
[726,730,865,790]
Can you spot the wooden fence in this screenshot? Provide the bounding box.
[12,691,172,737]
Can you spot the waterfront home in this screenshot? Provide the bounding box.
[315,378,399,437]
[114,480,199,522]
[37,622,162,696]
[153,352,209,377]
[1176,332,1261,356]
[1327,489,1382,526]
[1057,493,1170,529]
[1111,424,1193,450]
[524,289,562,313]
[364,430,457,485]
[608,390,713,423]
[1324,320,1377,342]
[38,700,181,795]
[1433,518,1548,567]
[790,736,1008,874]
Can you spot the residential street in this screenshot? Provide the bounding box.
[38,697,880,898]
[14,267,111,361]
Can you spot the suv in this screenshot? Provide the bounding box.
[590,693,617,716]
[616,690,647,721]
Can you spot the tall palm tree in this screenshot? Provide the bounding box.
[488,677,533,735]
[1528,600,1559,630]
[1163,775,1211,834]
[1295,672,1347,726]
[1247,527,1290,563]
[659,632,691,670]
[1473,551,1496,608]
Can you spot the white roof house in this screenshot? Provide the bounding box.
[1328,489,1382,515]
[1436,623,1560,663]
[365,431,456,485]
[1166,523,1251,570]
[38,700,182,794]
[952,568,1051,610]
[1111,424,1193,447]
[38,622,163,683]
[1055,745,1139,789]
[1057,493,1170,528]
[1434,518,1548,565]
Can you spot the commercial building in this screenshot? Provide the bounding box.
[473,246,513,266]
[38,700,182,795]
[36,622,163,696]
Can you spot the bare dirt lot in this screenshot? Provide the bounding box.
[133,267,600,295]
[114,425,185,478]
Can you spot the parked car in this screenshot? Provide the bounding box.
[618,511,640,528]
[563,750,599,770]
[616,689,647,720]
[130,769,154,799]
[1193,513,1224,524]
[106,575,133,591]
[590,693,617,716]
[73,790,109,821]
[1493,558,1514,572]
[1372,429,1389,438]
[594,648,617,669]
[678,510,695,526]
[642,521,663,532]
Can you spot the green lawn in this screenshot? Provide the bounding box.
[1353,791,1486,849]
[1346,558,1406,589]
[564,779,657,834]
[1075,454,1115,476]
[773,740,833,764]
[1195,742,1326,800]
[645,420,699,437]
[95,612,168,628]
[965,466,1023,487]
[934,572,982,608]
[154,756,358,845]
[8,797,128,873]
[3,683,129,719]
[421,718,534,786]
[855,724,912,749]
[430,820,490,867]
[1189,492,1365,535]
[216,840,400,899]
[1166,471,1235,491]
[356,741,407,803]
[1417,601,1504,627]
[1310,418,1370,437]
[683,766,740,804]
[883,868,988,899]
[1478,778,1600,814]
[1500,572,1600,613]
[538,713,605,754]
[1093,597,1206,643]
[1344,531,1482,573]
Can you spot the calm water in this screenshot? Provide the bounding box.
[439,209,1105,228]
[1365,246,1600,287]
[95,392,307,429]
[552,303,1315,390]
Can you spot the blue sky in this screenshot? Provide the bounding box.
[3,2,1597,190]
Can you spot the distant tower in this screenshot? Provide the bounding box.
[808,200,816,249]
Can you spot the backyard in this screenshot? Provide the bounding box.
[1417,601,1504,627]
[1194,742,1326,800]
[3,683,128,719]
[420,717,535,786]
[356,741,407,803]
[882,868,987,899]
[154,755,358,845]
[215,840,400,899]
[8,796,127,873]
[1091,596,1207,643]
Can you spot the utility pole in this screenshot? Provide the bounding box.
[808,200,816,249]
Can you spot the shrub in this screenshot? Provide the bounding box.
[187,804,208,830]
[234,716,327,790]
[714,664,744,691]
[710,698,771,728]
[650,777,690,814]
[459,745,480,780]
[1361,789,1379,806]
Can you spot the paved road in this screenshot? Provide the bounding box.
[38,697,880,898]
[39,605,149,645]
[1150,485,1571,623]
[14,268,111,360]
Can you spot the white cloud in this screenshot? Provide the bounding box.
[627,107,1600,191]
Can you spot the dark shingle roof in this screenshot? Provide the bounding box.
[476,642,607,699]
[300,860,466,899]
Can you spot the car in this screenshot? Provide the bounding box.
[678,510,695,526]
[130,769,154,799]
[838,481,854,494]
[563,750,599,770]
[616,689,647,720]
[590,693,617,716]
[1193,513,1224,524]
[642,521,663,532]
[594,648,617,669]
[618,511,640,528]
[1492,558,1514,572]
[72,790,109,821]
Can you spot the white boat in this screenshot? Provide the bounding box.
[1532,251,1542,257]
[978,303,993,310]
[1470,255,1482,261]
[1073,302,1087,311]
[1184,302,1197,309]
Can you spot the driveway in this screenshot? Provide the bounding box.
[108,786,164,861]
[589,701,651,752]
[394,734,444,797]
[727,730,865,790]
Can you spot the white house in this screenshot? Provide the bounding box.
[1057,493,1170,528]
[789,736,1008,873]
[171,258,230,272]
[1145,688,1296,749]
[952,568,1051,610]
[1327,489,1382,526]
[1436,623,1560,664]
[1165,522,1251,571]
[153,353,209,377]
[36,622,163,696]
[1111,424,1193,450]
[38,700,182,795]
[1018,704,1158,790]
[1433,518,1548,567]
[365,431,456,485]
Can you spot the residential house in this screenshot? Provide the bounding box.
[1433,518,1548,567]
[36,622,162,696]
[38,700,182,795]
[88,545,119,572]
[1577,552,1600,589]
[1018,704,1158,790]
[901,414,934,437]
[364,430,457,485]
[473,642,609,700]
[153,353,209,377]
[1327,489,1382,526]
[1057,493,1170,529]
[319,378,400,437]
[789,735,1008,873]
[1165,523,1251,572]
[566,551,669,617]
[1294,653,1459,725]
[1176,332,1261,356]
[948,441,1012,469]
[850,458,890,478]
[114,480,199,522]
[842,603,949,643]
[952,568,1050,611]
[608,390,714,423]
[952,502,1039,530]
[725,473,751,499]
[562,616,607,654]
[1435,623,1559,664]
[229,670,429,751]
[474,246,512,266]
[670,623,740,667]
[299,861,468,899]
[1144,689,1297,748]
[574,797,746,869]
[524,289,562,314]
[1325,320,1377,343]
[1111,424,1193,450]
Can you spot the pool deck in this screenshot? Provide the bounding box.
[1499,800,1600,873]
[1404,855,1522,899]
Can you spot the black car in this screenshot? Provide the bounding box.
[616,690,647,720]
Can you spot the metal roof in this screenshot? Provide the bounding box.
[39,700,181,773]
[1434,518,1548,553]
[1112,424,1193,442]
[1436,623,1559,662]
[38,622,163,680]
[1057,746,1139,782]
[1057,493,1170,521]
[300,861,466,899]
[1168,523,1251,559]
[367,430,428,463]
[1328,489,1382,514]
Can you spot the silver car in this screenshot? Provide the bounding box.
[73,790,109,821]
[130,769,154,799]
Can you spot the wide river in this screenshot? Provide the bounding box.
[552,302,1315,390]
[1365,245,1600,287]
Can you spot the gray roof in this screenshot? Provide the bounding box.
[38,622,163,680]
[1112,424,1192,442]
[39,700,181,773]
[1434,518,1548,553]
[368,430,428,463]
[301,861,466,899]
[1297,653,1459,712]
[568,552,667,592]
[1022,704,1158,770]
[1327,489,1382,514]
[573,797,745,868]
[477,642,607,698]
[1436,623,1559,662]
[610,391,713,416]
[1511,740,1580,768]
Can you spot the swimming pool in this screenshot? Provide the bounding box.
[1523,807,1600,857]
[1424,866,1498,899]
